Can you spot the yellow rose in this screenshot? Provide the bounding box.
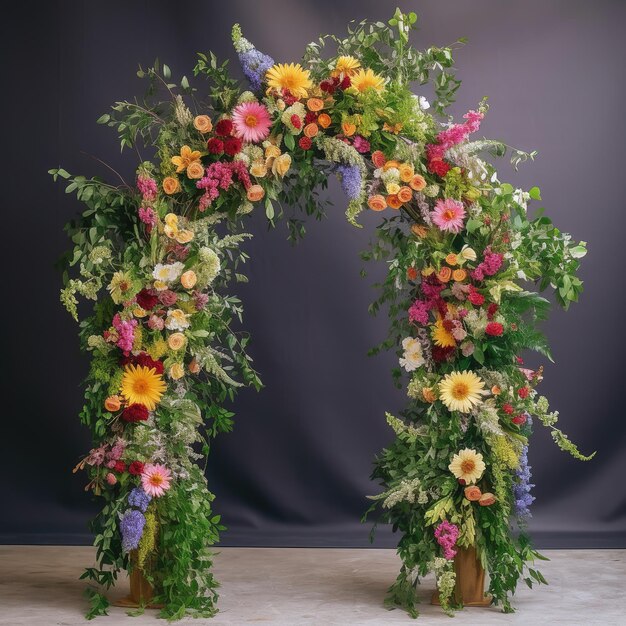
[180,270,197,289]
[398,163,414,182]
[186,160,205,179]
[153,280,168,291]
[386,182,400,195]
[167,332,187,351]
[165,213,179,227]
[170,363,185,380]
[175,229,194,244]
[133,307,148,318]
[250,161,268,178]
[272,153,292,178]
[265,145,281,159]
[162,176,180,195]
[193,115,213,134]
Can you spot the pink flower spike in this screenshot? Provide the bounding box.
[141,463,172,498]
[431,198,466,234]
[232,101,272,143]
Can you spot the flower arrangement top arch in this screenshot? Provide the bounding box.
[52,9,591,620]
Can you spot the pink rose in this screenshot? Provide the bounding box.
[159,290,178,306]
[147,314,165,330]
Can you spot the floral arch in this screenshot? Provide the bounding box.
[53,10,591,620]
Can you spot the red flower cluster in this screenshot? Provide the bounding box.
[128,461,145,475]
[113,460,126,473]
[290,114,302,130]
[136,288,159,311]
[207,137,224,154]
[518,386,530,399]
[281,89,298,106]
[298,136,312,150]
[224,136,242,156]
[468,286,485,306]
[215,118,233,136]
[320,75,351,94]
[485,322,504,336]
[120,352,164,374]
[121,403,149,422]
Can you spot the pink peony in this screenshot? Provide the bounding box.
[431,198,466,234]
[232,102,272,143]
[141,464,172,497]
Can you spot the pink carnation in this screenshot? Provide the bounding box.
[137,175,158,201]
[352,135,371,153]
[408,299,429,325]
[431,198,466,234]
[138,206,157,228]
[434,520,459,560]
[112,314,137,355]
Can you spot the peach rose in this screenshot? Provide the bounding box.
[398,163,414,182]
[250,161,268,178]
[168,332,187,351]
[383,160,400,171]
[180,270,197,289]
[104,395,122,412]
[386,194,402,209]
[342,121,356,136]
[272,153,292,178]
[367,194,387,212]
[306,98,324,112]
[188,358,201,374]
[411,224,428,238]
[422,387,437,403]
[464,485,482,501]
[193,115,213,133]
[304,123,319,138]
[397,186,413,203]
[445,253,458,266]
[170,363,185,380]
[247,184,265,202]
[437,266,452,283]
[317,113,331,129]
[452,269,467,282]
[175,229,194,244]
[491,385,502,396]
[371,150,386,169]
[479,492,496,507]
[162,176,180,195]
[186,161,205,179]
[409,174,427,191]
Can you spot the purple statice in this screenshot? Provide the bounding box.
[119,509,146,551]
[336,164,362,200]
[513,445,535,518]
[232,24,275,93]
[128,487,152,513]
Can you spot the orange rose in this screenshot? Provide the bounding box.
[317,113,331,129]
[371,150,386,168]
[188,358,201,374]
[304,123,319,138]
[247,184,265,202]
[306,98,324,112]
[407,267,418,281]
[437,266,452,282]
[180,270,197,289]
[186,161,205,179]
[386,194,402,209]
[422,387,437,403]
[342,121,356,136]
[464,485,482,501]
[193,115,213,133]
[479,492,497,507]
[383,160,400,171]
[398,163,414,182]
[409,174,427,191]
[104,395,122,412]
[397,186,413,203]
[445,253,458,266]
[452,269,467,282]
[162,176,180,195]
[367,194,387,212]
[411,224,428,238]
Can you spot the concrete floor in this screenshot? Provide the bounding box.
[0,547,624,625]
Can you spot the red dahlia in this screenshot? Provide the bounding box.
[215,118,233,136]
[485,322,504,336]
[128,461,145,475]
[224,137,242,156]
[298,136,312,150]
[121,403,150,422]
[340,75,351,89]
[207,137,224,154]
[468,288,485,306]
[428,159,451,177]
[135,288,158,311]
[114,460,126,473]
[304,111,318,124]
[487,303,499,319]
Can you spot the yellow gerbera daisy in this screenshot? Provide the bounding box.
[171,146,202,174]
[431,319,456,348]
[120,364,167,411]
[266,63,312,99]
[438,371,486,413]
[448,448,486,484]
[332,55,361,77]
[350,68,385,93]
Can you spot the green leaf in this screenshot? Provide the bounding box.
[529,186,541,200]
[283,133,295,151]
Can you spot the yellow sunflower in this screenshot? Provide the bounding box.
[438,371,486,413]
[448,448,486,484]
[171,146,202,174]
[266,63,312,98]
[431,318,456,348]
[350,68,385,93]
[332,55,361,77]
[120,364,167,411]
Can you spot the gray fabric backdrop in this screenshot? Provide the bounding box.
[1,0,625,548]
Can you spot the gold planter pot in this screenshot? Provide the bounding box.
[113,553,163,609]
[431,545,492,607]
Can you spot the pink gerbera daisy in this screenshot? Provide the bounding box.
[232,101,272,143]
[431,198,466,233]
[141,463,172,497]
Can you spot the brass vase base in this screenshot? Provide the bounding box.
[431,546,493,608]
[112,595,164,610]
[112,564,163,610]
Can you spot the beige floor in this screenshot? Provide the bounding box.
[0,546,624,625]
